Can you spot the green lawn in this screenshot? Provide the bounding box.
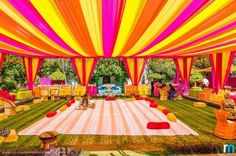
[0,98,235,155]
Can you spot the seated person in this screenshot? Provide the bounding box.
[222,92,236,115]
[168,84,176,101]
[174,90,182,100]
[77,94,90,110]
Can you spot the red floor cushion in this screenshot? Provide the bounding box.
[135,97,144,100]
[105,97,116,101]
[66,102,72,107]
[162,109,170,115]
[147,122,170,129]
[46,111,57,118]
[70,99,75,103]
[149,102,158,108]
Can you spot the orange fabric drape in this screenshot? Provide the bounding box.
[123,58,146,85]
[71,58,97,86]
[22,57,43,90]
[0,53,4,69]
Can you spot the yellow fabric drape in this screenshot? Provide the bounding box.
[72,58,97,86]
[22,57,43,89]
[124,58,146,85]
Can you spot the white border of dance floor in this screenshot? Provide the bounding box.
[19,100,198,136]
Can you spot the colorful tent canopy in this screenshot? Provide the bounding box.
[71,58,97,86]
[123,58,146,85]
[22,57,43,90]
[209,51,235,91]
[174,57,194,94]
[0,0,235,58]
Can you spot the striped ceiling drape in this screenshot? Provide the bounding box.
[71,58,97,86]
[123,58,146,85]
[22,57,43,90]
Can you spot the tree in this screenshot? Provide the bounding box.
[189,70,204,84]
[0,55,26,90]
[147,59,176,83]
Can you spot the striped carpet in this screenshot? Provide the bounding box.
[19,100,198,136]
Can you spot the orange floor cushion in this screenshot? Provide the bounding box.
[135,97,144,100]
[46,111,57,118]
[147,122,170,129]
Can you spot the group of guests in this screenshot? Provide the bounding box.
[153,81,182,101]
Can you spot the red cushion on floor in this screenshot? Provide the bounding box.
[70,99,75,103]
[147,122,170,129]
[149,102,158,108]
[145,97,151,101]
[162,109,170,115]
[46,111,57,118]
[66,102,72,107]
[105,97,116,101]
[135,97,144,100]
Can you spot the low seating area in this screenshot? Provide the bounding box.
[125,85,148,96]
[33,85,98,99]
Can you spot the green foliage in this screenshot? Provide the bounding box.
[0,79,17,91]
[189,70,203,83]
[0,55,26,91]
[50,69,66,81]
[193,56,211,76]
[147,59,176,83]
[92,58,128,84]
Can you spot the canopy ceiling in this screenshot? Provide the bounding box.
[0,0,236,58]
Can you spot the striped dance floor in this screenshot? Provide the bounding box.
[19,100,198,136]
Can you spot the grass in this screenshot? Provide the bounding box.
[0,98,236,155]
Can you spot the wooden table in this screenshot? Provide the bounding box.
[39,131,58,150]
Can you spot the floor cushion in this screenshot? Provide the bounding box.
[4,130,18,143]
[150,102,158,108]
[105,97,116,101]
[135,97,144,100]
[0,136,4,143]
[70,99,76,103]
[157,105,166,111]
[46,111,57,118]
[59,105,67,112]
[167,113,177,122]
[193,102,206,108]
[147,122,170,129]
[0,114,8,121]
[162,109,170,115]
[66,102,72,107]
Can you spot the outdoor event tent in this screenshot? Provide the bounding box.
[0,0,235,92]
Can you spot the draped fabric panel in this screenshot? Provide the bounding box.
[123,58,146,85]
[22,57,43,90]
[173,57,194,95]
[71,58,97,86]
[209,51,235,91]
[0,53,4,69]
